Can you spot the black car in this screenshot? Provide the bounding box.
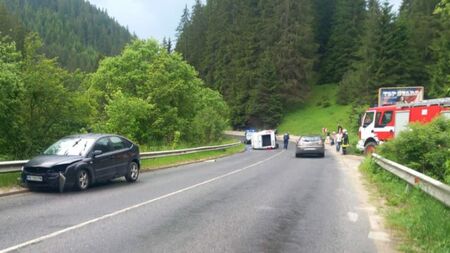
[21,134,140,192]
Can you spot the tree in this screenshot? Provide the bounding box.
[398,0,441,91]
[338,1,411,104]
[90,39,229,144]
[320,0,366,84]
[429,0,450,97]
[0,37,24,159]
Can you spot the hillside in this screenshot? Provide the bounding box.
[176,0,449,128]
[1,0,135,72]
[277,84,354,135]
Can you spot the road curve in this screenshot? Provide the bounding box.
[0,144,378,253]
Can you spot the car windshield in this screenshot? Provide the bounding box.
[43,137,96,156]
[301,136,321,142]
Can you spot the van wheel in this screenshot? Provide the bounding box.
[125,162,139,182]
[364,142,377,155]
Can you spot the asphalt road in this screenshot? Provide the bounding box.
[0,143,379,253]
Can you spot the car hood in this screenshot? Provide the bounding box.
[25,155,83,168]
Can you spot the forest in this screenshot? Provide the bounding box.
[0,0,228,160]
[1,0,135,72]
[176,0,450,128]
[0,0,449,160]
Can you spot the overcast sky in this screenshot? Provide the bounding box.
[87,0,403,42]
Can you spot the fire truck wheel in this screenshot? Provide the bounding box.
[364,142,377,155]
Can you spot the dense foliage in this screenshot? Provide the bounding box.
[176,0,317,128]
[1,0,134,72]
[0,34,91,159]
[0,36,229,160]
[176,0,450,128]
[89,40,229,145]
[378,117,450,184]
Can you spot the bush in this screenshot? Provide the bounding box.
[378,117,450,184]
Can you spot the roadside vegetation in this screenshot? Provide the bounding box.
[360,117,450,252]
[141,144,245,171]
[0,172,20,189]
[0,36,229,161]
[378,117,450,184]
[361,159,450,253]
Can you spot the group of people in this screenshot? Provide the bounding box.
[283,124,349,154]
[326,124,349,154]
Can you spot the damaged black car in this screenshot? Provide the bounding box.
[21,134,140,192]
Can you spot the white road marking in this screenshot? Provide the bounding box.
[347,212,359,222]
[0,150,285,253]
[368,231,391,242]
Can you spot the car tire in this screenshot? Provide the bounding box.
[320,152,325,157]
[125,161,139,183]
[75,169,90,191]
[295,153,300,158]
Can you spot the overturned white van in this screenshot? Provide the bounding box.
[251,130,278,149]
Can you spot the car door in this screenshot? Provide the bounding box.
[109,136,130,176]
[91,137,116,180]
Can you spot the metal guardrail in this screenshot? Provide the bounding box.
[0,142,241,174]
[372,153,450,207]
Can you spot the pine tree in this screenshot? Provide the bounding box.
[398,0,441,91]
[320,0,366,84]
[338,0,410,104]
[429,0,450,97]
[175,5,191,60]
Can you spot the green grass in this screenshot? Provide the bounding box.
[141,144,245,171]
[277,84,361,154]
[278,84,352,135]
[0,172,21,188]
[139,136,239,152]
[360,158,450,253]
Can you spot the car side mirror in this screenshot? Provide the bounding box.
[93,150,102,157]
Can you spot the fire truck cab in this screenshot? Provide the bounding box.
[357,98,450,154]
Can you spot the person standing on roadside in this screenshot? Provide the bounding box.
[342,129,349,155]
[337,124,343,134]
[336,129,342,152]
[283,133,290,149]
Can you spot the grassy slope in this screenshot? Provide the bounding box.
[361,159,450,252]
[277,84,352,136]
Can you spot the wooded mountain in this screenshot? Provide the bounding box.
[1,0,135,71]
[176,0,450,128]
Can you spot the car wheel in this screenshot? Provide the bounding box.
[295,153,300,158]
[125,161,139,182]
[76,169,90,191]
[320,152,325,157]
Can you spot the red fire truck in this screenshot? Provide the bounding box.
[357,98,450,154]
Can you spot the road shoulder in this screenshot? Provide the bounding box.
[328,147,399,253]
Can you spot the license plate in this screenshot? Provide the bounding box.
[26,175,43,182]
[304,148,317,151]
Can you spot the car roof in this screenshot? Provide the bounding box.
[62,133,117,140]
[300,135,322,138]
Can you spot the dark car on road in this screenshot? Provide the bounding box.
[295,135,325,157]
[21,134,140,191]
